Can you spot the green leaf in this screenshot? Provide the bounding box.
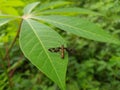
[67,81,79,90]
[19,19,68,90]
[36,1,72,11]
[0,18,13,26]
[0,0,24,7]
[0,14,17,26]
[0,14,17,17]
[0,0,24,15]
[1,7,19,15]
[0,14,18,26]
[23,2,40,15]
[31,15,120,44]
[39,7,102,16]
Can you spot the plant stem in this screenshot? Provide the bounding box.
[3,19,23,60]
[2,19,23,89]
[5,44,13,88]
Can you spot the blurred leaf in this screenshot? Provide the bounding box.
[32,15,120,44]
[23,2,40,15]
[109,56,120,67]
[0,72,8,90]
[0,14,16,17]
[19,19,68,90]
[37,1,72,11]
[39,7,102,16]
[0,18,13,26]
[67,81,79,90]
[0,0,24,15]
[97,61,107,72]
[0,0,24,7]
[1,7,19,15]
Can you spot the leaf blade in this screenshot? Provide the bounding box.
[0,18,13,26]
[36,1,72,11]
[19,19,68,90]
[32,15,120,44]
[39,7,102,16]
[23,2,40,14]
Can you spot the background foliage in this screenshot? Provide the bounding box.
[0,0,120,90]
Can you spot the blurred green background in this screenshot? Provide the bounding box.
[0,0,120,90]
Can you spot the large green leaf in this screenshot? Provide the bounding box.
[23,2,40,14]
[39,7,102,16]
[31,15,120,44]
[19,19,68,90]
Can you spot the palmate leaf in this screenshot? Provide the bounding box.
[31,15,120,44]
[19,19,68,90]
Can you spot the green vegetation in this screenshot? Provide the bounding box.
[0,0,120,90]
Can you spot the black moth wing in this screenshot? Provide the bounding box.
[48,47,61,52]
[64,48,75,54]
